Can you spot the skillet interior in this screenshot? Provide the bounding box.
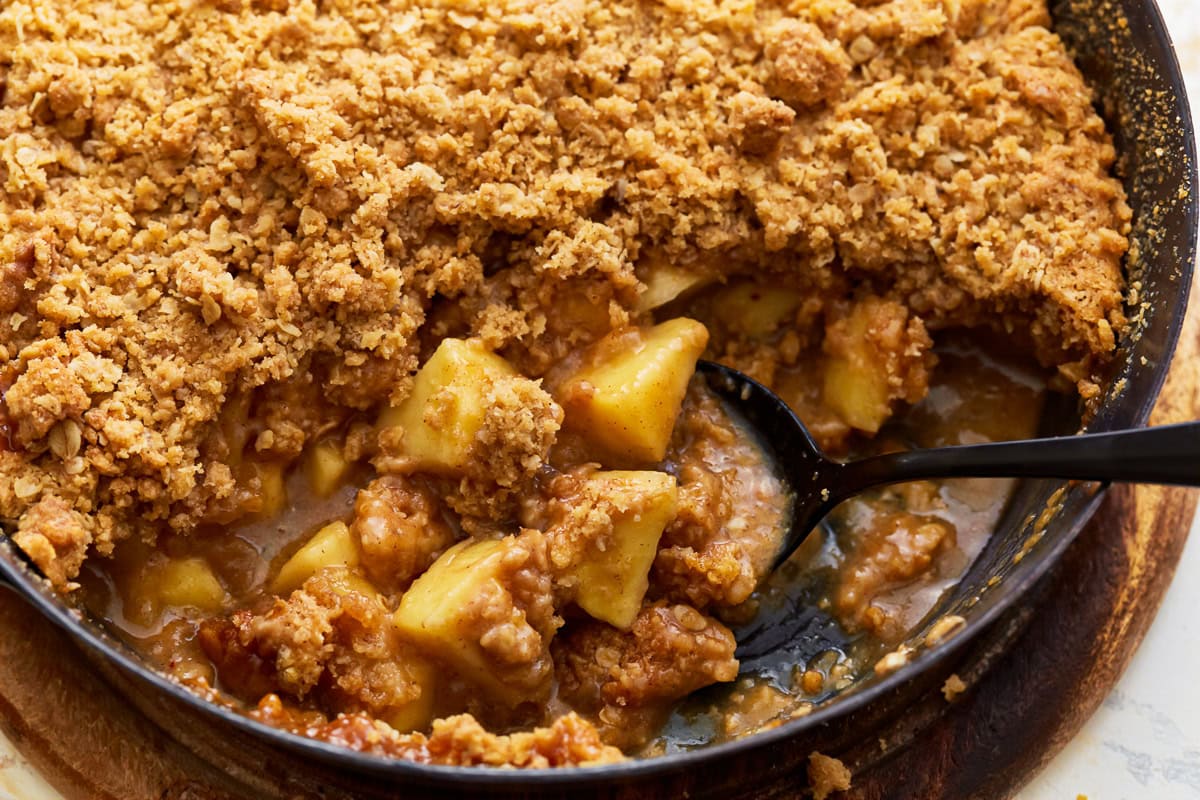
[0,0,1194,796]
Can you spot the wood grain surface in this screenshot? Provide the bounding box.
[0,288,1196,799]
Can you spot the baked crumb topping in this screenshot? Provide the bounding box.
[0,0,1132,770]
[808,751,853,800]
[0,0,1128,589]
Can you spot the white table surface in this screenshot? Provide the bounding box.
[1021,0,1200,796]
[2,2,1199,798]
[1020,512,1200,800]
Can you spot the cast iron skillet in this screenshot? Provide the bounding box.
[0,0,1195,796]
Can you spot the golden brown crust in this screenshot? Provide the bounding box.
[200,570,422,717]
[250,697,623,767]
[942,673,967,702]
[422,712,623,767]
[12,494,90,589]
[554,601,738,749]
[0,0,1128,587]
[350,475,458,593]
[473,377,564,489]
[765,19,853,108]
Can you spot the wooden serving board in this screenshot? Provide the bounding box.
[0,286,1196,800]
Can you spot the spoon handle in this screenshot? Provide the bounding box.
[840,421,1200,490]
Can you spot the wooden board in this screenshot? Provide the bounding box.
[0,290,1196,799]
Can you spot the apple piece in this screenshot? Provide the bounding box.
[636,262,712,312]
[713,282,802,338]
[393,537,550,705]
[570,470,678,629]
[125,556,227,626]
[823,301,889,433]
[822,349,891,434]
[270,521,360,595]
[377,339,517,476]
[245,460,288,519]
[553,319,709,465]
[303,438,350,497]
[380,655,438,733]
[821,297,932,434]
[318,565,383,600]
[151,557,227,612]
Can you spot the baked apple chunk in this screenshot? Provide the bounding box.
[568,470,679,629]
[393,533,556,705]
[377,338,562,485]
[270,521,361,595]
[378,339,518,475]
[822,297,933,434]
[551,319,709,465]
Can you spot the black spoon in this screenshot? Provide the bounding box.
[697,360,1200,655]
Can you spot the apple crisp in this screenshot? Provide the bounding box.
[0,0,1128,765]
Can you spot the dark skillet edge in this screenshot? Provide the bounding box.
[0,0,1195,792]
[1083,0,1198,434]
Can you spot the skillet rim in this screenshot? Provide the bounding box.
[0,0,1194,787]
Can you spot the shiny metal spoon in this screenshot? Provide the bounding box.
[697,358,1200,587]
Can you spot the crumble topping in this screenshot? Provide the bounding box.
[0,0,1127,589]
